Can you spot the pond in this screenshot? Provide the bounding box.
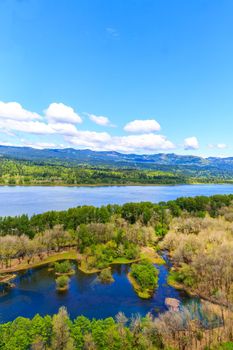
[0,184,233,216]
[0,254,197,323]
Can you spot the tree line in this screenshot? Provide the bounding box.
[0,304,232,350]
[0,194,232,238]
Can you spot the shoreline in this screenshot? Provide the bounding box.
[0,247,164,276]
[0,182,233,188]
[0,250,78,274]
[127,272,155,299]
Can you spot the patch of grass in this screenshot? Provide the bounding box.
[111,257,141,264]
[0,250,78,274]
[212,342,233,350]
[140,246,165,265]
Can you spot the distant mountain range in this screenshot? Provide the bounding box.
[0,145,233,177]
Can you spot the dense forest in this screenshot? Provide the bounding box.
[0,158,233,185]
[1,194,233,349]
[0,158,188,185]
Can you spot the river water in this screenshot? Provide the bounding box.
[0,184,233,217]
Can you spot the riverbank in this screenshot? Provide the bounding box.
[168,270,233,308]
[0,246,165,276]
[78,246,165,274]
[0,250,78,274]
[128,272,154,299]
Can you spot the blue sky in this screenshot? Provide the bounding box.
[0,0,233,156]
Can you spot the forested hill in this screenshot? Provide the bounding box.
[1,145,233,169]
[0,145,233,183]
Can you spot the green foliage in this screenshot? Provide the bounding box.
[154,223,168,237]
[131,260,159,291]
[54,260,73,274]
[0,308,167,350]
[56,275,70,290]
[1,194,233,239]
[123,242,140,260]
[98,268,114,283]
[215,343,233,350]
[169,264,197,288]
[0,158,189,186]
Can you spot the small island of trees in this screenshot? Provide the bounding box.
[55,275,70,292]
[129,260,159,299]
[98,267,114,284]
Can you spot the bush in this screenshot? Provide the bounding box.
[56,275,70,290]
[54,260,73,274]
[131,260,159,291]
[123,242,140,260]
[98,268,114,283]
[175,264,197,288]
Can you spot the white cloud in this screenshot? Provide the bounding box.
[208,143,227,149]
[184,136,199,150]
[0,101,40,121]
[111,134,174,153]
[89,114,112,126]
[217,143,227,149]
[0,128,15,136]
[0,118,80,136]
[50,122,79,136]
[45,102,82,124]
[69,132,175,153]
[124,119,161,133]
[0,100,177,154]
[68,131,111,148]
[0,119,54,134]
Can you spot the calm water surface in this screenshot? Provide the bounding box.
[1,184,233,216]
[0,256,194,323]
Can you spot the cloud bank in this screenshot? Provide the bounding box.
[0,100,215,155]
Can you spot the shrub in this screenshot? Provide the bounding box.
[54,261,73,274]
[131,260,159,291]
[56,275,70,290]
[98,268,114,284]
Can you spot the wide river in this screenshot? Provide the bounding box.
[0,184,233,217]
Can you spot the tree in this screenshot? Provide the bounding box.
[51,307,74,350]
